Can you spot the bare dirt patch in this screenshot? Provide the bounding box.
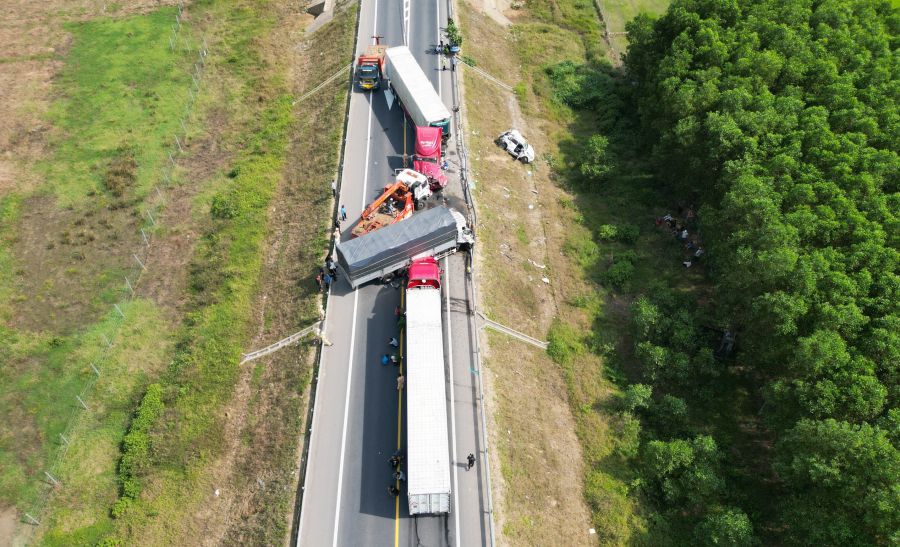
[0,506,16,545]
[7,195,143,334]
[466,0,515,26]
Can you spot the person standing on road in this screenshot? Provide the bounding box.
[388,484,399,497]
[331,179,337,197]
[396,374,405,390]
[340,204,347,221]
[466,453,476,470]
[323,272,333,289]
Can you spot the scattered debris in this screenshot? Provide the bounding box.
[541,277,550,284]
[528,259,546,269]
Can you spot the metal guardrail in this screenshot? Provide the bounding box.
[476,312,548,350]
[446,0,497,544]
[240,321,323,364]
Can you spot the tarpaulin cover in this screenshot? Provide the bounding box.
[336,206,458,284]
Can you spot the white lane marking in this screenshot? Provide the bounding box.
[444,257,461,545]
[435,0,441,97]
[332,1,377,544]
[404,0,410,46]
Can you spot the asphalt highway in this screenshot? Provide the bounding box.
[296,0,491,545]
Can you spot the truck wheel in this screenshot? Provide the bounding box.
[519,156,530,164]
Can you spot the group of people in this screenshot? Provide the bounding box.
[656,207,706,268]
[315,257,339,292]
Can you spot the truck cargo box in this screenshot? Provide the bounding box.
[336,206,462,288]
[384,46,451,137]
[406,285,451,515]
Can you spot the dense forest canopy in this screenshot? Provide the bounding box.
[619,0,898,543]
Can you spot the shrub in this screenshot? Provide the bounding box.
[604,259,634,290]
[597,224,617,240]
[616,223,639,244]
[622,383,653,412]
[580,134,611,182]
[115,383,164,515]
[547,321,584,365]
[210,193,238,219]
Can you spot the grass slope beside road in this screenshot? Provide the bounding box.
[0,8,195,542]
[459,0,669,544]
[1,1,328,544]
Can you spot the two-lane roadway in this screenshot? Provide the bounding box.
[296,0,491,545]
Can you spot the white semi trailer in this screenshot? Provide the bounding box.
[404,256,451,515]
[384,46,452,140]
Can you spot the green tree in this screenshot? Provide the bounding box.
[580,134,612,182]
[775,419,900,545]
[693,507,756,546]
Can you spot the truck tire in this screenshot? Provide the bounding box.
[519,156,530,164]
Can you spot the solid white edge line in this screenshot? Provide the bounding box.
[331,3,377,544]
[436,0,442,97]
[444,257,461,545]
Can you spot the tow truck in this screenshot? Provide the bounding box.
[351,169,432,238]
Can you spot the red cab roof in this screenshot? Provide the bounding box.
[407,256,441,289]
[415,126,442,158]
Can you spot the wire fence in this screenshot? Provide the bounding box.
[19,1,210,535]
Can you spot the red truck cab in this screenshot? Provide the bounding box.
[407,257,441,289]
[414,127,448,191]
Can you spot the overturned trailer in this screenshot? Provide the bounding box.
[336,206,473,289]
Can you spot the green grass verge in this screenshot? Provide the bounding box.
[1,299,172,543]
[0,8,195,518]
[41,7,194,208]
[98,3,295,538]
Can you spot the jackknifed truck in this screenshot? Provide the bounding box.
[384,46,452,141]
[335,206,473,288]
[404,256,451,515]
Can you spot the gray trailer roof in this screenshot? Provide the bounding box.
[336,207,458,280]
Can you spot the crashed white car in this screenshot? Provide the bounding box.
[495,129,535,163]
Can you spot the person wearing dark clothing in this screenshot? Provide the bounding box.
[466,453,476,470]
[388,485,399,496]
[390,454,402,468]
[394,470,406,482]
[315,272,323,292]
[324,273,333,288]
